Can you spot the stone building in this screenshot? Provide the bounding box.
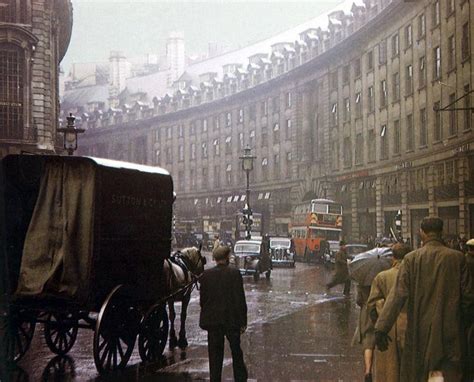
[0,0,73,155]
[76,0,474,244]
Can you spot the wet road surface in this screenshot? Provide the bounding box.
[5,257,364,381]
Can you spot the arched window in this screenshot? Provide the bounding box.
[0,45,24,139]
[0,0,30,24]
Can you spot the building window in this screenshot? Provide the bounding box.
[238,108,244,123]
[214,166,220,188]
[226,164,232,186]
[190,143,196,159]
[355,133,364,164]
[285,92,292,108]
[202,167,208,190]
[392,72,400,101]
[406,114,414,151]
[166,147,172,164]
[343,137,352,167]
[380,80,387,108]
[226,112,232,127]
[420,108,427,147]
[355,92,362,118]
[0,46,24,139]
[285,119,292,139]
[213,138,220,156]
[273,122,280,143]
[367,51,374,71]
[391,34,399,57]
[380,125,388,159]
[418,13,426,39]
[462,22,470,61]
[330,102,338,126]
[249,104,256,121]
[178,125,184,138]
[393,119,400,154]
[405,24,412,48]
[368,86,375,113]
[343,64,350,84]
[448,35,455,71]
[261,130,268,147]
[238,132,244,149]
[261,157,268,181]
[432,0,440,27]
[261,100,268,116]
[273,154,280,179]
[449,93,457,136]
[249,130,255,147]
[225,136,232,154]
[343,97,350,121]
[433,46,441,80]
[353,58,361,78]
[379,40,387,64]
[214,116,220,130]
[286,152,292,178]
[202,119,208,132]
[178,145,184,161]
[434,101,442,141]
[419,56,426,88]
[464,84,471,131]
[405,65,413,95]
[202,142,208,158]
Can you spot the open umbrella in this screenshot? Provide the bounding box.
[348,247,393,286]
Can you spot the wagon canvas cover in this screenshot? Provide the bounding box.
[3,155,173,309]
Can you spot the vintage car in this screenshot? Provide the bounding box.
[324,243,369,264]
[232,239,272,281]
[269,237,295,267]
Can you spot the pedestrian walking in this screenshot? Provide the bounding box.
[367,243,411,382]
[199,246,248,382]
[326,240,351,296]
[213,234,220,251]
[374,217,474,382]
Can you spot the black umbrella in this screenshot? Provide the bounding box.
[348,247,393,286]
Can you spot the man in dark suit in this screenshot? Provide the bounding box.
[199,245,248,382]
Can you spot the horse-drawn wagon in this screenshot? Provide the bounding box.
[0,154,180,373]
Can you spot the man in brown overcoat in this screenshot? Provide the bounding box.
[374,217,474,382]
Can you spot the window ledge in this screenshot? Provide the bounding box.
[405,149,415,154]
[419,145,428,150]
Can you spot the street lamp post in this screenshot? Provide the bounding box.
[57,113,85,156]
[240,145,256,240]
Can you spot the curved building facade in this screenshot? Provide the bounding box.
[76,0,474,244]
[0,0,73,155]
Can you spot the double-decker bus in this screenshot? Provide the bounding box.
[290,199,343,262]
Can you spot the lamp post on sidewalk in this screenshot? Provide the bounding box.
[57,113,85,156]
[240,145,256,240]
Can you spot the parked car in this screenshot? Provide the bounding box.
[324,243,368,265]
[269,237,295,267]
[232,239,272,281]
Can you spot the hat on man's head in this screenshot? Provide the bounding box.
[467,238,474,247]
[213,245,231,261]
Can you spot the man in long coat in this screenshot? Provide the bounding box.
[374,217,474,382]
[326,240,350,296]
[367,243,411,382]
[200,246,248,382]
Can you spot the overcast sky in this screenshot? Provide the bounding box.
[62,0,345,73]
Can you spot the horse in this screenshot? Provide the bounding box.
[163,244,206,349]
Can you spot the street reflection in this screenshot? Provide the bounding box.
[42,356,76,382]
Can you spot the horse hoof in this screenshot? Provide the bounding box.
[178,338,188,349]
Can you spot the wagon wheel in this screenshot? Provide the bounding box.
[138,304,169,363]
[44,312,78,355]
[93,285,141,374]
[0,309,36,363]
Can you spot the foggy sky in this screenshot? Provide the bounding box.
[62,0,345,73]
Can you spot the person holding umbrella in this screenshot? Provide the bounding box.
[374,217,474,382]
[325,240,351,296]
[349,239,393,382]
